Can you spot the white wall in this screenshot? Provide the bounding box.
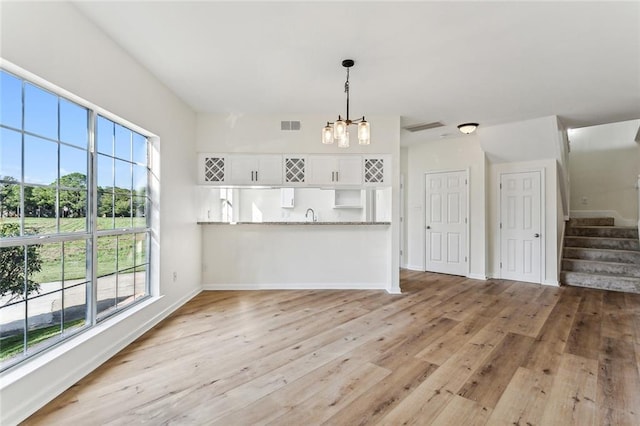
[0,3,199,424]
[404,135,487,279]
[479,115,561,163]
[400,147,409,268]
[197,113,401,292]
[568,119,640,225]
[480,116,566,285]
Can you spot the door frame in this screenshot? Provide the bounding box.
[498,169,546,283]
[423,168,470,277]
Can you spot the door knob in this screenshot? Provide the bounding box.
[426,226,431,229]
[534,233,540,238]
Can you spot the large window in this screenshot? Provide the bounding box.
[0,69,152,370]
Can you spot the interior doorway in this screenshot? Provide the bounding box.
[424,170,468,276]
[499,170,543,283]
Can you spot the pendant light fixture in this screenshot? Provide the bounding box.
[322,59,370,147]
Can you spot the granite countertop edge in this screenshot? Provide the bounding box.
[197,221,391,225]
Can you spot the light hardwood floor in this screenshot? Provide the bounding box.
[25,270,640,425]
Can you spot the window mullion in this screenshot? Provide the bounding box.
[88,110,98,326]
[22,245,28,357]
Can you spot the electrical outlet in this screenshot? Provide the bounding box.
[172,271,177,282]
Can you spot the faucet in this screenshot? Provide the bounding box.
[305,208,317,222]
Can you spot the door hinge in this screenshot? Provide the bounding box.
[400,250,403,256]
[465,218,467,224]
[499,222,502,229]
[465,179,468,185]
[465,256,468,262]
[500,262,502,269]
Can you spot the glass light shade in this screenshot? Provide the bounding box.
[337,129,350,148]
[333,119,347,139]
[358,120,370,145]
[457,123,478,134]
[322,125,334,144]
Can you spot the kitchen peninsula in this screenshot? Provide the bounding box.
[196,152,396,292]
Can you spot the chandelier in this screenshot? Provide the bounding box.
[322,59,370,147]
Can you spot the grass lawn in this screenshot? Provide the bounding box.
[0,217,147,282]
[0,318,86,361]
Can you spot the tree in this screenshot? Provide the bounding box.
[114,188,131,217]
[0,177,20,218]
[98,188,114,217]
[59,173,87,218]
[0,223,42,303]
[29,185,55,217]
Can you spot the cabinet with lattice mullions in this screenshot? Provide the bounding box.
[198,154,228,184]
[363,155,390,186]
[284,157,306,184]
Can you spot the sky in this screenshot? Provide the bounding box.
[0,70,147,191]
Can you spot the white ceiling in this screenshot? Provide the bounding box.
[73,1,640,144]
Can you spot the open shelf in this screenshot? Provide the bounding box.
[333,189,363,209]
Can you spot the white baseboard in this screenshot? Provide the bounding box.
[202,282,387,291]
[467,273,487,281]
[405,265,424,272]
[2,287,201,426]
[570,210,637,227]
[542,279,560,287]
[386,287,403,295]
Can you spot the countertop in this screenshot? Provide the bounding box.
[197,221,391,225]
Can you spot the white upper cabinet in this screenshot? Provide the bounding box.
[229,155,282,185]
[283,156,307,185]
[307,155,363,186]
[363,155,391,187]
[198,153,390,187]
[198,153,228,185]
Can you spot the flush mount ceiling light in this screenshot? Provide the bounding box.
[322,59,370,148]
[457,123,479,134]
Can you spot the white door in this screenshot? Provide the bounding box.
[500,171,542,283]
[425,171,467,276]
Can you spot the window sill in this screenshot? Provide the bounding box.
[0,295,164,387]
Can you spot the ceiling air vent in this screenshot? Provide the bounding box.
[403,121,445,132]
[281,120,301,131]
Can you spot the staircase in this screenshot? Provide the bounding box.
[561,217,640,293]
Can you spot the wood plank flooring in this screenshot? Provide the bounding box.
[24,271,640,425]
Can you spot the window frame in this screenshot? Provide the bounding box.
[0,67,154,371]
